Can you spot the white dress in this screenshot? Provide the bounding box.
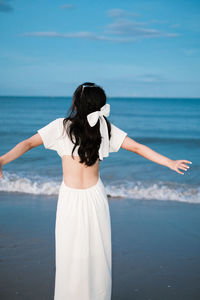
[37,118,127,300]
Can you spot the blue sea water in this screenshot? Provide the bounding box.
[0,96,199,203]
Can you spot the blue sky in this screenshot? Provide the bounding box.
[0,0,200,97]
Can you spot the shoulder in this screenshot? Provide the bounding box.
[37,118,64,150]
[56,118,73,137]
[50,118,64,135]
[56,117,64,129]
[37,118,66,137]
[108,121,128,152]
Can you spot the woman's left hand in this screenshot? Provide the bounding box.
[169,160,192,175]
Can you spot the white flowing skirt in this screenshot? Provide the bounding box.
[54,176,112,300]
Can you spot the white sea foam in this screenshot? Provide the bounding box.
[0,171,199,204]
[105,180,200,204]
[0,171,60,196]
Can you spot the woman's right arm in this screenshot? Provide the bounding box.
[121,136,192,175]
[0,133,43,178]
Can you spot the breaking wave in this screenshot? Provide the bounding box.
[0,171,199,204]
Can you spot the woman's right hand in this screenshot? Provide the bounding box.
[169,159,192,175]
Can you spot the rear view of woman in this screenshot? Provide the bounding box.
[0,82,191,300]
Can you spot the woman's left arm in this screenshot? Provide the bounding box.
[121,136,192,175]
[0,133,43,178]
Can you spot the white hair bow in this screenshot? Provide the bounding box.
[86,103,110,160]
[86,103,110,127]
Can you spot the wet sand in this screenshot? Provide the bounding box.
[0,191,200,300]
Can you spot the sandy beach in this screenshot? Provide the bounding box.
[1,191,200,300]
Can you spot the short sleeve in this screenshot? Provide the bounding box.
[109,122,128,152]
[37,118,62,151]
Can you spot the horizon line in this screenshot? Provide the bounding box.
[0,95,200,99]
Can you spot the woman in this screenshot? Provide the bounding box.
[0,82,191,300]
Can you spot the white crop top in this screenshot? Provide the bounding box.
[37,118,127,160]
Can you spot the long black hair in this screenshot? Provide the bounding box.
[63,82,111,166]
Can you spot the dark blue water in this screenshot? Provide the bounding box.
[0,96,199,203]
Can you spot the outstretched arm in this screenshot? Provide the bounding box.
[0,133,43,178]
[121,136,192,175]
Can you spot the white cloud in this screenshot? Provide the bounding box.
[182,48,199,56]
[20,7,180,42]
[169,23,180,28]
[20,31,121,41]
[0,0,13,12]
[60,4,74,9]
[103,18,177,38]
[106,8,140,18]
[20,29,180,42]
[150,19,168,24]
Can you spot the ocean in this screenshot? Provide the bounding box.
[0,96,199,204]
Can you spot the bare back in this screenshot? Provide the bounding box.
[62,155,99,189]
